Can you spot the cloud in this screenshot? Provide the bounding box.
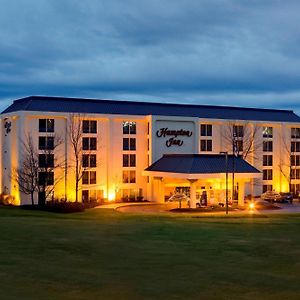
[1,0,300,114]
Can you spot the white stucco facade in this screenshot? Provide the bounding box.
[1,98,300,206]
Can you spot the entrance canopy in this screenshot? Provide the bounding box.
[144,154,261,179]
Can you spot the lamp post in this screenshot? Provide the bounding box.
[220,151,229,214]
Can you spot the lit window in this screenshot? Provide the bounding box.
[82,171,97,184]
[291,169,300,180]
[39,119,54,132]
[291,184,300,196]
[123,154,136,167]
[263,185,273,193]
[122,170,136,183]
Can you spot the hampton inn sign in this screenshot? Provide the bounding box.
[1,96,300,208]
[156,127,193,147]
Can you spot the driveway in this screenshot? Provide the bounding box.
[98,201,300,215]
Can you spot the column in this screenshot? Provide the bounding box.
[188,179,198,208]
[153,177,165,203]
[238,180,245,207]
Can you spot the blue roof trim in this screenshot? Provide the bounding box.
[145,154,261,174]
[2,95,300,123]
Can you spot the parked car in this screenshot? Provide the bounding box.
[279,192,293,203]
[261,191,293,203]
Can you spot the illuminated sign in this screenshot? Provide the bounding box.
[156,127,193,147]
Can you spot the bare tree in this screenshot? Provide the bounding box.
[278,131,293,193]
[221,121,262,200]
[221,121,262,160]
[37,134,64,205]
[68,114,84,202]
[13,134,39,205]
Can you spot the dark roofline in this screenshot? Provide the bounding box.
[145,153,261,174]
[9,95,295,115]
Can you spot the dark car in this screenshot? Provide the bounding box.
[279,192,293,203]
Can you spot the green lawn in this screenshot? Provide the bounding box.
[0,207,300,300]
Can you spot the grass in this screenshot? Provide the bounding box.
[0,207,300,300]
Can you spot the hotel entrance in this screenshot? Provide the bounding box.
[167,184,228,207]
[144,154,261,208]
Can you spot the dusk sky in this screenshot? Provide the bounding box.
[1,0,300,114]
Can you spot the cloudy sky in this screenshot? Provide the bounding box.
[1,0,300,113]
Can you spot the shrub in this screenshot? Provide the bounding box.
[82,199,102,209]
[45,200,84,213]
[0,193,15,206]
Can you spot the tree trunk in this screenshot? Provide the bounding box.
[75,179,78,202]
[31,192,34,206]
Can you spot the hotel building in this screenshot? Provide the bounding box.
[1,96,300,207]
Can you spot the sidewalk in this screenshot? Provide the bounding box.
[97,201,300,215]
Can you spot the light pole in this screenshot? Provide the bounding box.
[220,151,229,214]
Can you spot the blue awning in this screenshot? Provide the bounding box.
[145,154,260,174]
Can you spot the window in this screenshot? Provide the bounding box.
[122,170,136,183]
[263,126,273,138]
[123,138,136,150]
[291,155,300,166]
[200,124,212,136]
[263,141,273,152]
[263,155,273,166]
[263,169,273,180]
[39,154,54,168]
[123,154,136,167]
[263,185,273,193]
[291,128,300,139]
[82,190,103,203]
[38,172,54,186]
[291,142,300,152]
[235,140,243,152]
[82,137,97,150]
[200,139,212,152]
[123,121,136,134]
[291,169,300,180]
[82,154,96,168]
[39,119,54,132]
[233,125,243,138]
[39,136,54,150]
[82,171,97,184]
[82,120,97,133]
[291,184,300,196]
